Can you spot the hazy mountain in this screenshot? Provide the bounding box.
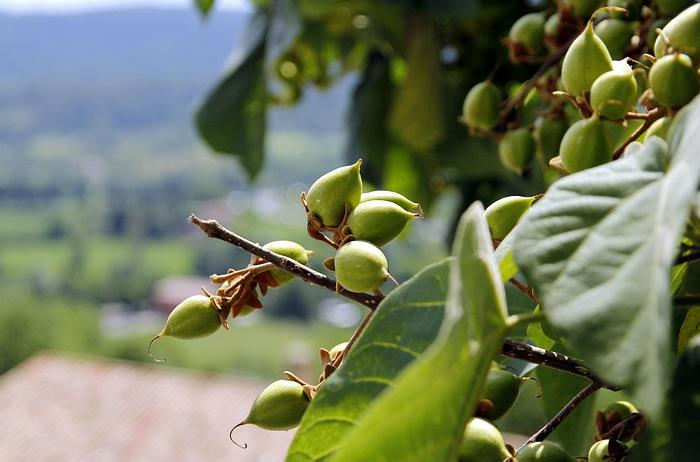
[0,8,351,143]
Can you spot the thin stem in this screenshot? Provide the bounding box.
[510,278,539,304]
[507,312,546,329]
[612,107,666,159]
[190,215,617,391]
[500,339,618,391]
[333,309,374,368]
[189,215,383,310]
[518,381,601,452]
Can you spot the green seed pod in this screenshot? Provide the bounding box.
[262,240,313,286]
[484,195,538,241]
[561,21,614,96]
[478,369,522,420]
[498,127,535,175]
[521,89,547,126]
[590,65,638,120]
[334,240,389,293]
[360,190,421,213]
[347,200,419,246]
[509,12,546,54]
[328,341,348,361]
[645,116,673,141]
[603,400,638,421]
[607,0,642,19]
[518,442,576,462]
[649,53,700,109]
[148,295,222,361]
[462,81,502,131]
[656,0,693,17]
[459,418,511,462]
[595,19,633,59]
[544,14,560,40]
[306,160,363,227]
[156,295,221,340]
[534,116,569,164]
[654,4,700,63]
[564,0,602,18]
[232,380,309,435]
[588,440,616,462]
[560,115,613,173]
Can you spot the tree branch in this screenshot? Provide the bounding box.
[612,107,666,159]
[517,381,601,452]
[189,215,383,310]
[189,214,618,391]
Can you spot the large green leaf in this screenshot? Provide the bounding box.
[629,334,700,462]
[194,12,268,177]
[195,1,300,178]
[286,260,450,462]
[512,96,700,416]
[327,202,508,462]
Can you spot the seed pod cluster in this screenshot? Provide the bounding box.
[303,161,422,293]
[460,3,700,177]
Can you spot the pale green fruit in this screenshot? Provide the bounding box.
[306,160,362,227]
[564,0,602,17]
[347,199,419,246]
[562,21,614,96]
[359,190,421,212]
[588,440,612,462]
[484,195,538,240]
[334,241,389,292]
[534,116,568,164]
[649,53,700,108]
[518,442,575,462]
[560,116,613,173]
[603,400,638,421]
[157,295,221,340]
[654,4,700,63]
[462,81,502,130]
[498,127,535,175]
[262,240,313,286]
[478,369,522,420]
[595,18,633,59]
[328,342,348,361]
[645,116,673,141]
[590,65,638,120]
[458,418,511,462]
[236,380,309,431]
[509,12,546,53]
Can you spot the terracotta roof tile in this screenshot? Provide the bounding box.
[0,353,296,461]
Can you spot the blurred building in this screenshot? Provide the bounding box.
[152,276,218,314]
[0,353,294,461]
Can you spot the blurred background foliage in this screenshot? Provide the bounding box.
[196,0,548,215]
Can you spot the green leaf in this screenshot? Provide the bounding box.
[512,96,700,417]
[194,13,268,177]
[286,260,450,462]
[494,230,519,282]
[327,202,508,462]
[629,334,700,462]
[388,19,444,152]
[536,360,597,455]
[678,306,700,353]
[526,306,556,350]
[194,0,215,16]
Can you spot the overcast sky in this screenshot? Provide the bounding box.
[0,0,250,14]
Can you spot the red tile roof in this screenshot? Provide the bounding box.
[0,353,295,461]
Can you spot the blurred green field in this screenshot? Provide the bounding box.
[0,291,352,379]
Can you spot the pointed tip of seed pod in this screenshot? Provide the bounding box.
[148,334,166,363]
[305,249,315,258]
[229,421,249,449]
[351,159,362,170]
